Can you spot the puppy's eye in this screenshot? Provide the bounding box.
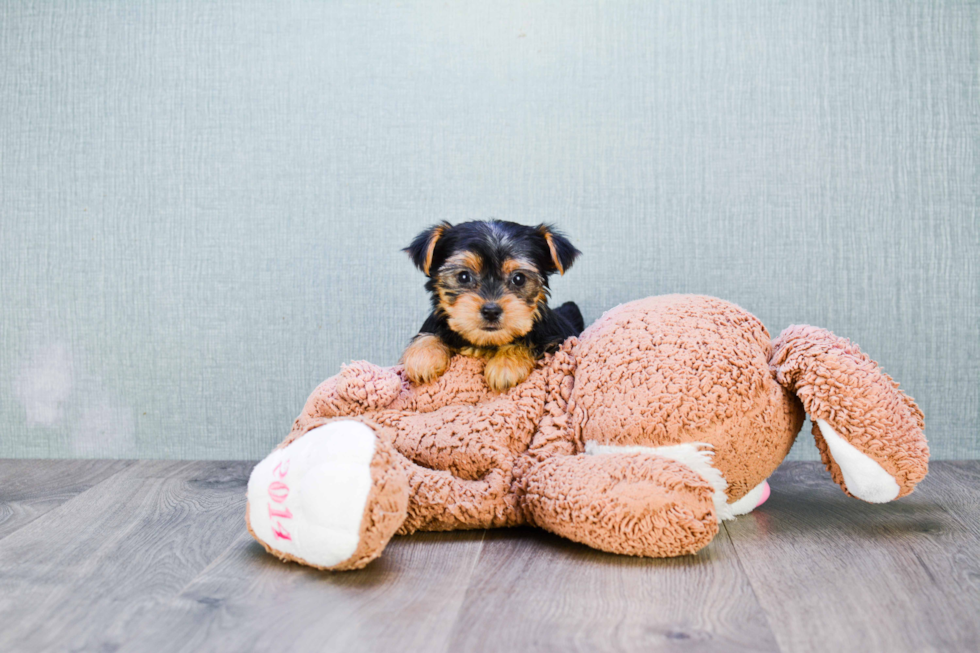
[457,271,473,284]
[511,273,526,287]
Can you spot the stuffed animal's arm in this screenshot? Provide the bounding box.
[278,413,521,533]
[285,356,491,437]
[284,361,403,440]
[371,363,553,477]
[398,464,517,533]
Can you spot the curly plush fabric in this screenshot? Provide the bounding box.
[522,453,719,557]
[770,325,929,498]
[246,294,929,570]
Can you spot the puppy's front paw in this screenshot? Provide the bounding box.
[484,344,536,392]
[401,334,451,385]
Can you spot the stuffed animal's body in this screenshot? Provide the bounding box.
[246,295,928,570]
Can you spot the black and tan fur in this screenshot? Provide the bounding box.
[401,220,583,392]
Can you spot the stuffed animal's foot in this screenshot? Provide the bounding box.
[728,479,770,516]
[246,420,409,570]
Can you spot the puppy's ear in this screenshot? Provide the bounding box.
[403,222,451,275]
[536,224,581,275]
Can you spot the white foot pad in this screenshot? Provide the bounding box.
[247,420,376,568]
[728,480,771,516]
[816,419,900,503]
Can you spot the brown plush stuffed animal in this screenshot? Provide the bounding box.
[246,295,928,570]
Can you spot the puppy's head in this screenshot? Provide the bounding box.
[404,220,580,347]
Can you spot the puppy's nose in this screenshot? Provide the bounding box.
[480,302,503,322]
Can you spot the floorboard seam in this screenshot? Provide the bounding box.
[437,528,488,653]
[721,521,789,653]
[0,460,138,545]
[171,530,252,599]
[84,462,252,653]
[924,463,980,540]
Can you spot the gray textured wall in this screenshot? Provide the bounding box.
[1,1,976,461]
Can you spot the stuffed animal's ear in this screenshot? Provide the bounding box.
[536,224,581,276]
[403,222,451,275]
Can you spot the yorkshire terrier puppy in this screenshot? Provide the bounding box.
[401,220,584,392]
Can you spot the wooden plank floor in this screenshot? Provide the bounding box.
[0,461,977,653]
